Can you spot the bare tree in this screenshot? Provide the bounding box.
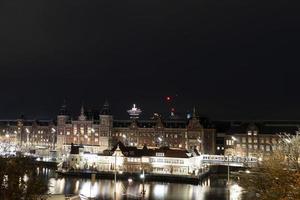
[0,156,49,200]
[238,134,300,200]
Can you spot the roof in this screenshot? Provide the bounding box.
[111,141,192,158]
[220,121,300,135]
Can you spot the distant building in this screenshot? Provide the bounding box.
[56,102,216,155]
[0,102,299,160]
[214,121,300,159]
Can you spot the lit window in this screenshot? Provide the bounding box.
[266,145,270,151]
[248,137,252,143]
[247,131,252,136]
[253,131,258,136]
[67,131,70,135]
[254,145,258,149]
[248,144,252,149]
[253,138,258,143]
[242,137,246,143]
[74,128,77,135]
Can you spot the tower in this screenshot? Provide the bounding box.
[57,102,69,150]
[187,107,204,152]
[99,100,113,151]
[127,104,142,119]
[78,105,87,121]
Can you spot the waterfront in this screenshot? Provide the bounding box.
[43,168,249,200]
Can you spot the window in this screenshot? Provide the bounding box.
[74,128,77,135]
[226,140,233,146]
[248,144,252,149]
[260,145,265,151]
[266,145,270,151]
[254,145,258,150]
[156,153,165,157]
[242,137,246,143]
[272,138,277,144]
[242,144,246,149]
[253,131,258,136]
[265,137,270,144]
[247,131,252,136]
[248,137,252,143]
[253,138,258,143]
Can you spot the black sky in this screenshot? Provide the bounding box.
[0,0,299,120]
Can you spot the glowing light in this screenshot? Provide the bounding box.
[229,183,243,200]
[128,178,133,183]
[127,104,142,119]
[153,184,168,198]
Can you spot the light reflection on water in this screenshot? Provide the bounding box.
[44,168,245,200]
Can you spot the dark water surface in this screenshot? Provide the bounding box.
[43,168,251,200]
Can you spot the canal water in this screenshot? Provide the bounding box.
[42,168,252,200]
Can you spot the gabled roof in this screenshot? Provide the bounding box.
[111,141,192,158]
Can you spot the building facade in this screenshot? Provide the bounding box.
[0,102,299,159]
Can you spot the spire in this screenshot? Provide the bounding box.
[79,104,86,121]
[59,100,68,115]
[193,106,197,119]
[80,104,84,115]
[188,106,202,129]
[101,100,111,115]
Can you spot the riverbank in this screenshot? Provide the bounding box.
[56,170,207,185]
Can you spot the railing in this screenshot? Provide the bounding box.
[199,155,257,167]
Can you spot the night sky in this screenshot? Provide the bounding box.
[0,0,299,120]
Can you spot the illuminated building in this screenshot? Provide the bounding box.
[0,102,299,160]
[66,142,201,176]
[55,102,216,155]
[216,121,300,158]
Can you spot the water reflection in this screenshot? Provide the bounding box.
[46,169,245,200]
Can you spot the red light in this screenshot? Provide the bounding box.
[166,96,171,101]
[171,108,175,112]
